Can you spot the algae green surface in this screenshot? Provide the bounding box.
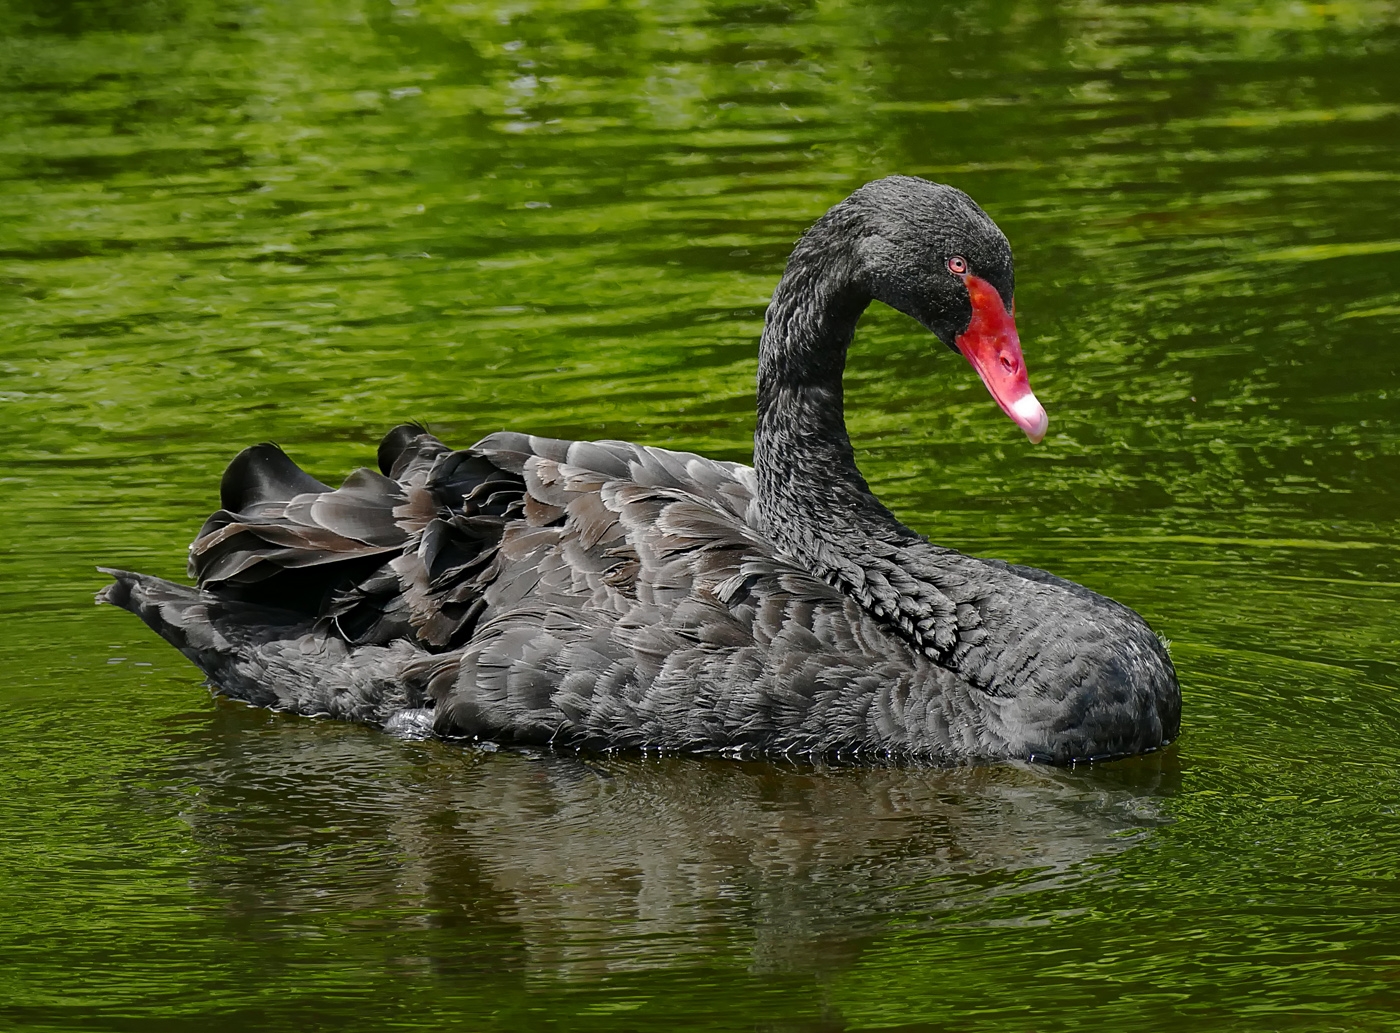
[2,0,1399,1029]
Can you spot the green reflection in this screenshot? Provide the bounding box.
[2,0,1399,1029]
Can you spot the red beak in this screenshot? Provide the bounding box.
[954,274,1048,443]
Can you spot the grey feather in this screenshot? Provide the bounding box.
[98,175,1180,765]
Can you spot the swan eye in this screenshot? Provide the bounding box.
[947,255,968,275]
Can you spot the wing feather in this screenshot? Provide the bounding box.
[176,426,975,758]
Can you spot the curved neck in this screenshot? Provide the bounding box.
[751,217,965,662]
[754,223,914,555]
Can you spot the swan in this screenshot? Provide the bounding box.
[98,175,1181,764]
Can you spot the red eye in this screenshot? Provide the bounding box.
[947,255,968,275]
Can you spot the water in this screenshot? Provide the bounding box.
[2,0,1399,1028]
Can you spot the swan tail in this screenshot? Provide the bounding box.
[96,568,433,729]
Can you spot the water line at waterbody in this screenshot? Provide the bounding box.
[2,1,1399,1030]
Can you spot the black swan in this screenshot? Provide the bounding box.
[98,176,1180,764]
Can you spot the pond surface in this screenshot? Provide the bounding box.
[2,0,1399,1029]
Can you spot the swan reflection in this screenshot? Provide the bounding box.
[164,705,1179,976]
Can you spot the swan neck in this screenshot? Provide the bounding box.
[753,230,909,552]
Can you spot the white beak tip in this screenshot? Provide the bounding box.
[1010,393,1049,443]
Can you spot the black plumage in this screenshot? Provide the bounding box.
[98,176,1180,764]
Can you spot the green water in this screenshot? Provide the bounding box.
[2,0,1399,1028]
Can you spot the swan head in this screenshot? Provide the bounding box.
[836,176,1049,443]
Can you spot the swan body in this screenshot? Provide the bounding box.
[99,176,1181,764]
